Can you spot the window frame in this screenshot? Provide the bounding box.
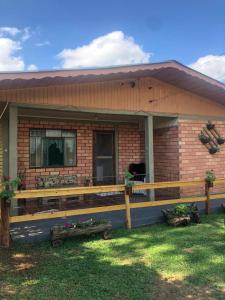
[29,128,77,169]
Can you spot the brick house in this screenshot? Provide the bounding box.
[1,61,225,213]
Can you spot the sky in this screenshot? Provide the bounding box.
[0,0,225,81]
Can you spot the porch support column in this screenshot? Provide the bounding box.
[145,115,155,200]
[9,104,18,215]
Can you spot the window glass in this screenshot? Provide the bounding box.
[30,129,45,137]
[46,130,61,137]
[96,133,113,157]
[62,130,76,137]
[30,137,36,167]
[29,129,76,168]
[64,138,75,166]
[43,139,64,166]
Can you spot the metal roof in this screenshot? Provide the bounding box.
[0,60,225,105]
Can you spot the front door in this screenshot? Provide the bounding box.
[93,131,115,185]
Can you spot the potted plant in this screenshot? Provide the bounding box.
[50,218,112,246]
[206,121,215,130]
[217,137,225,145]
[124,170,134,196]
[162,204,191,226]
[162,203,201,226]
[205,170,216,188]
[199,133,210,144]
[0,176,20,207]
[209,146,218,154]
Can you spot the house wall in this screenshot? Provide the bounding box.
[2,77,225,118]
[153,125,180,199]
[18,118,145,189]
[178,119,225,195]
[153,126,179,182]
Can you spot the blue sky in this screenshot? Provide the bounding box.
[0,0,225,80]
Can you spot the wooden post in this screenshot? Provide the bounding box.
[0,199,10,248]
[124,192,131,229]
[205,182,211,215]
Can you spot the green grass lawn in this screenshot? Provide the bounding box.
[1,214,225,300]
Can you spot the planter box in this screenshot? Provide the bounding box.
[167,215,191,226]
[162,209,191,226]
[50,221,112,247]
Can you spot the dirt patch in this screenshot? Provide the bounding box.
[151,276,225,300]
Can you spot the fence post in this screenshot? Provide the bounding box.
[205,182,211,215]
[124,190,132,229]
[0,199,10,248]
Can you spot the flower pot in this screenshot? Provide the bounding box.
[205,180,214,188]
[206,122,215,130]
[209,147,218,155]
[217,137,225,145]
[199,135,210,145]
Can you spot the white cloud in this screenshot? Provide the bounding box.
[35,40,50,47]
[0,27,21,37]
[27,64,38,71]
[21,27,31,41]
[57,31,151,69]
[0,27,37,71]
[0,38,25,71]
[189,54,225,82]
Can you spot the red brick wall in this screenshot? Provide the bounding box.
[118,124,145,178]
[153,126,179,182]
[178,119,225,195]
[153,126,179,199]
[179,120,225,180]
[18,118,145,189]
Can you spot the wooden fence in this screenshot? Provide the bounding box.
[1,178,225,248]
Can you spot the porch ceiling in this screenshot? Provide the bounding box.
[18,107,145,124]
[1,61,225,106]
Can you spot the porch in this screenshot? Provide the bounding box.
[3,105,180,216]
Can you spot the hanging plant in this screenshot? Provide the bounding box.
[199,133,210,144]
[209,146,218,154]
[0,176,21,206]
[216,137,225,145]
[124,170,134,196]
[206,121,215,130]
[205,170,216,188]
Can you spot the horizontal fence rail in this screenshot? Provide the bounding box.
[1,178,225,248]
[8,178,225,225]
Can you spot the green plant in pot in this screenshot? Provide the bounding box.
[205,170,216,188]
[0,176,21,206]
[124,170,134,196]
[174,204,190,217]
[199,133,210,145]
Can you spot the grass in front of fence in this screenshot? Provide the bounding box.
[1,214,225,300]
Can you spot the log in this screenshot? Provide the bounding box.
[50,221,112,246]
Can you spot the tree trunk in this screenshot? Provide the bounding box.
[0,199,10,248]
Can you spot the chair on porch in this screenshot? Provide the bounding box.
[128,163,147,195]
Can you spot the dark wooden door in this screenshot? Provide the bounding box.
[93,131,115,185]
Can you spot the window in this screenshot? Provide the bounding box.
[30,129,76,168]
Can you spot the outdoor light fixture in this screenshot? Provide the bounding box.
[129,81,136,88]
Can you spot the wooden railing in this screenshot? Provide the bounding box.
[1,178,225,248]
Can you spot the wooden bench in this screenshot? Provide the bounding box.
[36,175,79,210]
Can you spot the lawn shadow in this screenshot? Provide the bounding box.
[1,214,225,299]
